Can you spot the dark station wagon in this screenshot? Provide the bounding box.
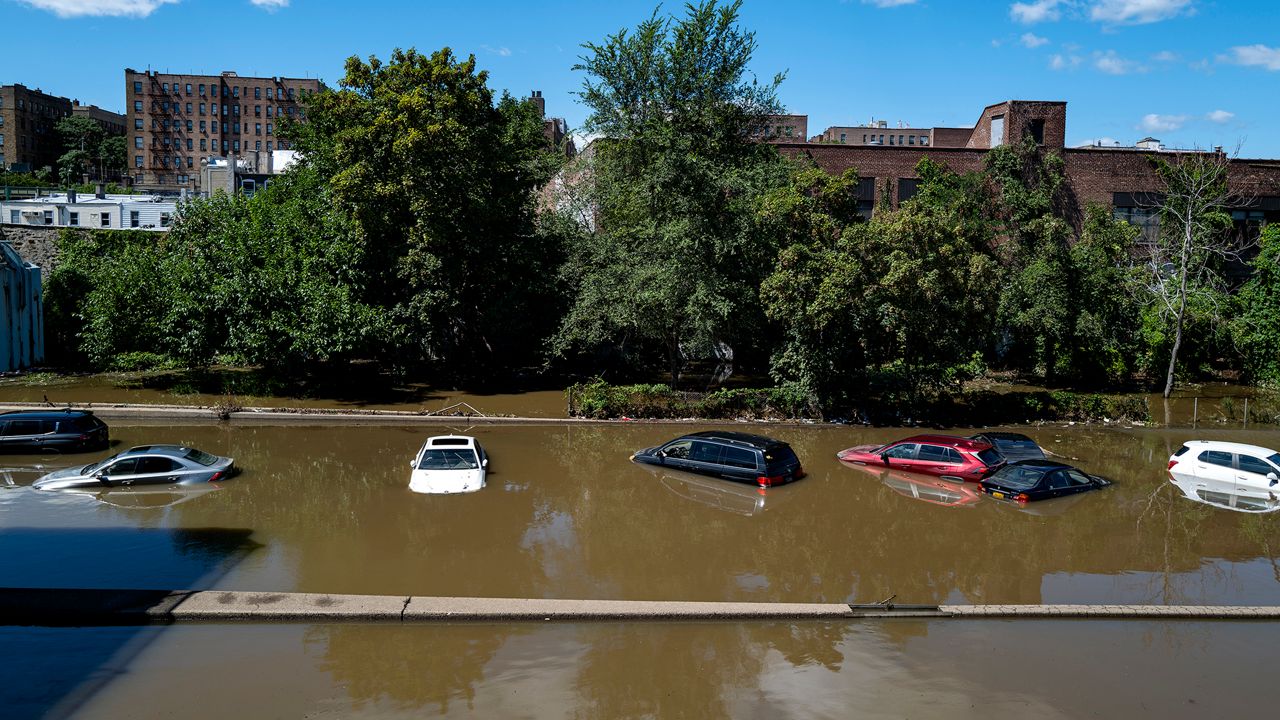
[631,431,805,487]
[980,459,1111,503]
[0,409,110,453]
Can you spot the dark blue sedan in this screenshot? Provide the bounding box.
[980,459,1110,503]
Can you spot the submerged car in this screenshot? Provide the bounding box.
[409,435,488,495]
[1167,440,1280,494]
[0,409,109,453]
[968,431,1046,463]
[1167,473,1280,514]
[631,431,804,487]
[33,445,235,490]
[979,459,1111,503]
[837,434,1004,482]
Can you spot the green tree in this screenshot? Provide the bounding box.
[54,116,106,183]
[1235,224,1280,384]
[762,158,999,410]
[287,47,565,376]
[1138,152,1238,397]
[551,0,789,381]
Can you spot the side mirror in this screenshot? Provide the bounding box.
[409,460,417,468]
[482,458,489,468]
[656,449,666,458]
[881,453,890,464]
[1269,472,1278,486]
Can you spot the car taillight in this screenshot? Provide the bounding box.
[1015,493,1029,503]
[795,466,805,479]
[757,475,783,487]
[208,471,224,482]
[77,434,89,441]
[1167,460,1178,469]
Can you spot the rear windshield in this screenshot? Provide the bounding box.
[184,448,220,466]
[976,448,1003,466]
[1173,445,1190,457]
[417,448,480,470]
[764,445,800,472]
[989,465,1045,490]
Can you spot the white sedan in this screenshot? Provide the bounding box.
[409,435,487,495]
[1168,440,1280,494]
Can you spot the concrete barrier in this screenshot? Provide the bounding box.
[4,588,1280,626]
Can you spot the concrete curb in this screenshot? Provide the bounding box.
[4,589,1280,626]
[0,402,823,427]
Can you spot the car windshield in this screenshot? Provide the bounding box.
[417,448,480,470]
[989,465,1046,490]
[1269,453,1280,470]
[81,452,123,475]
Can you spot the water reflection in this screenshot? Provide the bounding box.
[635,463,792,516]
[1168,473,1280,514]
[840,461,982,508]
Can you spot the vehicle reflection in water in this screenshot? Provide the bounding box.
[840,461,982,508]
[58,483,224,509]
[636,463,794,516]
[1169,472,1280,514]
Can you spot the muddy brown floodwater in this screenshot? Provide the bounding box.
[3,421,1280,718]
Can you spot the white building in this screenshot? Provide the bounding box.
[1,189,179,231]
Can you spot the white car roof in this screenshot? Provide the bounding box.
[1181,440,1280,457]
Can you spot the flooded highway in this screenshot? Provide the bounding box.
[4,420,1280,717]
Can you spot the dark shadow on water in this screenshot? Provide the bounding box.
[0,526,260,720]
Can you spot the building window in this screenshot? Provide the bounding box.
[255,123,261,135]
[135,136,143,148]
[287,88,294,99]
[44,210,53,225]
[199,103,205,115]
[233,105,240,117]
[862,134,867,143]
[200,139,207,151]
[233,87,239,98]
[920,135,928,146]
[254,105,261,116]
[898,178,921,204]
[1029,119,1045,145]
[221,140,228,152]
[100,213,110,228]
[233,140,240,152]
[10,210,18,223]
[199,84,206,95]
[130,210,139,228]
[134,101,142,111]
[266,141,273,151]
[160,213,171,228]
[888,135,894,145]
[134,118,143,129]
[187,157,193,168]
[186,103,192,114]
[134,81,142,93]
[255,140,261,151]
[222,122,228,133]
[266,123,273,135]
[135,155,143,167]
[233,122,240,134]
[162,83,168,92]
[909,135,915,145]
[186,120,193,131]
[200,120,206,132]
[69,211,79,226]
[222,86,229,97]
[990,114,1005,147]
[163,137,170,147]
[186,139,192,150]
[254,88,261,99]
[186,83,192,95]
[266,106,273,118]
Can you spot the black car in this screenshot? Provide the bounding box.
[631,431,804,487]
[980,459,1110,503]
[968,432,1046,463]
[0,409,110,453]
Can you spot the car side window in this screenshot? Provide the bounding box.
[6,420,44,436]
[943,448,963,464]
[1201,450,1233,468]
[721,446,759,469]
[103,458,140,476]
[137,457,181,474]
[1047,471,1072,489]
[689,441,722,464]
[917,445,949,462]
[885,444,917,460]
[662,441,693,460]
[1237,455,1272,476]
[1066,469,1093,486]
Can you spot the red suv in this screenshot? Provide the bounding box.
[837,434,1005,482]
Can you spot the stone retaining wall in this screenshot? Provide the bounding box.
[0,224,61,276]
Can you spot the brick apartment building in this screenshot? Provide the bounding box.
[1,84,125,174]
[125,69,322,191]
[777,100,1280,239]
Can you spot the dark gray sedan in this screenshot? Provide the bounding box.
[33,445,236,490]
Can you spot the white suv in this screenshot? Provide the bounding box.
[1168,441,1280,493]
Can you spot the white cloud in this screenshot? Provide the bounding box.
[481,45,512,57]
[861,0,918,6]
[1010,0,1064,24]
[1093,50,1145,74]
[1020,32,1050,48]
[1138,113,1186,133]
[1049,53,1082,70]
[1089,0,1193,25]
[16,0,178,17]
[1205,109,1234,123]
[1224,44,1280,70]
[250,0,288,9]
[1151,50,1178,62]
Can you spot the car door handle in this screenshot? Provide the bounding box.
[166,476,179,483]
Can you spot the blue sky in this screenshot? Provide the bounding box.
[3,0,1279,156]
